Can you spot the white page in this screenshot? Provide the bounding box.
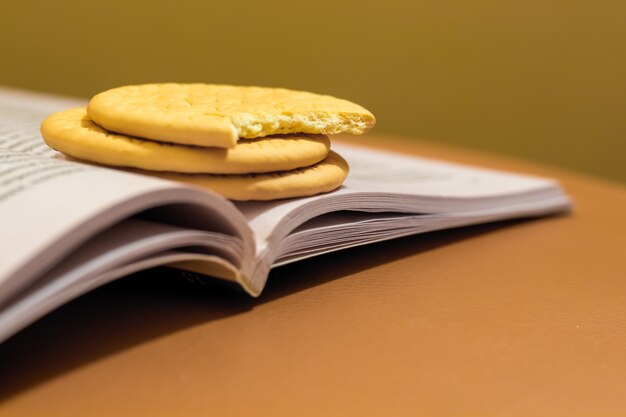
[0,86,85,115]
[0,89,253,306]
[333,142,559,198]
[0,219,242,343]
[274,195,570,265]
[236,142,569,253]
[0,150,206,302]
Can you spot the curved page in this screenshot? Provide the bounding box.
[0,219,241,343]
[0,101,254,308]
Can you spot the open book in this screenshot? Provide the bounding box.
[0,87,572,343]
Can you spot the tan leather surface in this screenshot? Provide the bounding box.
[1,135,626,416]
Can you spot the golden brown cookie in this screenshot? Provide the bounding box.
[87,83,376,148]
[151,151,349,201]
[41,108,331,174]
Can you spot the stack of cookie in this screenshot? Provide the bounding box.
[41,84,376,201]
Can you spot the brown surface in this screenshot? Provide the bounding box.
[1,135,626,416]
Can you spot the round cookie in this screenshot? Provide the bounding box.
[87,83,376,148]
[150,151,349,201]
[41,108,331,174]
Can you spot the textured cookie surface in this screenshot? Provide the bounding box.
[87,83,376,148]
[41,108,331,174]
[150,151,349,201]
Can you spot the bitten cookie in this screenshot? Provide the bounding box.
[87,83,376,148]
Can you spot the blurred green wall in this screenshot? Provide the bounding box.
[1,0,624,182]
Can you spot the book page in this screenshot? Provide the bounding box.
[0,87,84,157]
[236,142,571,285]
[0,89,253,307]
[0,218,243,343]
[332,142,560,198]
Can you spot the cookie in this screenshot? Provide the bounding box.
[41,108,331,174]
[150,151,349,201]
[87,83,376,148]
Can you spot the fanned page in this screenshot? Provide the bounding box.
[237,143,571,291]
[0,89,255,342]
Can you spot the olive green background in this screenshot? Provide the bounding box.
[1,0,624,182]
